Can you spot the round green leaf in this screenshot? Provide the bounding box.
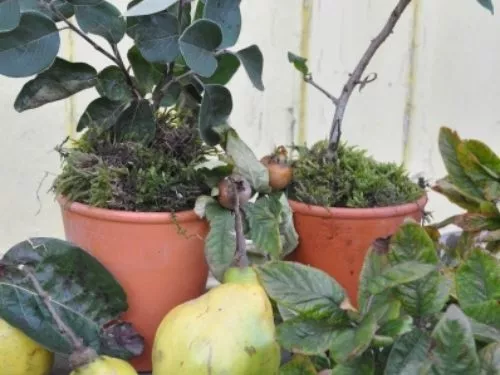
[160,81,182,107]
[75,1,126,43]
[127,46,163,94]
[237,44,265,91]
[179,19,222,77]
[77,97,127,131]
[14,58,97,112]
[198,84,232,146]
[66,0,103,5]
[115,99,156,144]
[96,66,134,102]
[0,0,20,32]
[0,12,60,78]
[19,0,75,21]
[203,0,241,49]
[133,12,180,64]
[202,52,240,85]
[126,0,177,17]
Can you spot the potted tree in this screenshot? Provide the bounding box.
[0,0,269,370]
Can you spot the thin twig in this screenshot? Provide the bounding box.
[305,74,339,105]
[110,43,142,99]
[328,0,413,156]
[19,265,85,351]
[230,178,249,268]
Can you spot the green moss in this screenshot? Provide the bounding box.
[53,109,215,212]
[288,140,424,208]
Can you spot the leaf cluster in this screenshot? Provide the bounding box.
[288,140,424,208]
[257,220,500,374]
[432,127,500,253]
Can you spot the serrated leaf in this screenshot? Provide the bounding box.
[0,0,20,32]
[14,58,97,112]
[329,314,378,364]
[256,261,348,323]
[179,19,222,77]
[280,354,318,375]
[96,66,134,102]
[0,12,60,78]
[225,128,270,192]
[133,12,180,64]
[77,97,127,131]
[279,194,299,257]
[127,46,163,94]
[357,246,390,315]
[237,44,265,91]
[20,0,75,21]
[244,195,282,258]
[385,329,431,375]
[204,201,236,281]
[0,237,143,358]
[202,52,241,85]
[389,221,439,264]
[126,0,177,16]
[479,343,500,374]
[367,262,436,295]
[288,52,309,75]
[203,0,241,49]
[75,1,125,43]
[429,304,480,375]
[477,0,494,14]
[277,317,335,355]
[199,85,232,146]
[115,100,156,144]
[330,351,374,375]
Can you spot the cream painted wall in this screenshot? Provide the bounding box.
[1,0,499,250]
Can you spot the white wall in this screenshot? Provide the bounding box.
[1,0,499,250]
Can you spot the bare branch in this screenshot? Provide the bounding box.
[304,74,339,105]
[229,178,249,269]
[328,0,413,156]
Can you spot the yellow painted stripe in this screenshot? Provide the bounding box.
[297,0,313,146]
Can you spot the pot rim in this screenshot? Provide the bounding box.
[289,193,428,219]
[57,195,202,224]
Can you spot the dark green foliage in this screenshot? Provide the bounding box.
[288,140,423,208]
[53,109,214,212]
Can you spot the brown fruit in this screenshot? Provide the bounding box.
[217,175,252,210]
[260,146,293,190]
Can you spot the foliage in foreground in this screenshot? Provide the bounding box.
[255,220,500,374]
[288,140,424,209]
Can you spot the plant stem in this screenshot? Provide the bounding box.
[110,43,142,99]
[230,178,249,268]
[305,74,338,105]
[328,0,413,156]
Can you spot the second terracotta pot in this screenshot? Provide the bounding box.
[286,195,428,305]
[57,196,209,372]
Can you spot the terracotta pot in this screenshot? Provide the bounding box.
[57,196,209,372]
[286,195,428,305]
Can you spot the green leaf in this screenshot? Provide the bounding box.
[126,0,177,16]
[244,195,282,258]
[67,0,103,5]
[329,314,378,364]
[115,99,156,144]
[194,0,204,20]
[280,354,318,375]
[133,12,180,64]
[477,0,494,14]
[96,66,134,102]
[0,0,20,32]
[202,52,241,85]
[389,221,439,264]
[456,248,500,306]
[160,81,182,107]
[0,237,143,358]
[277,317,335,355]
[288,52,309,75]
[385,329,431,375]
[237,45,265,91]
[77,97,127,131]
[463,139,500,177]
[463,301,500,330]
[429,304,480,375]
[127,46,163,94]
[198,84,232,146]
[432,177,483,212]
[203,0,241,49]
[179,19,222,77]
[20,0,75,21]
[331,351,374,375]
[438,127,485,200]
[256,261,348,323]
[469,317,500,343]
[279,194,299,257]
[479,343,500,374]
[377,316,413,338]
[14,58,97,112]
[367,262,436,295]
[457,142,496,190]
[75,1,126,43]
[225,128,270,192]
[204,201,236,281]
[0,12,60,78]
